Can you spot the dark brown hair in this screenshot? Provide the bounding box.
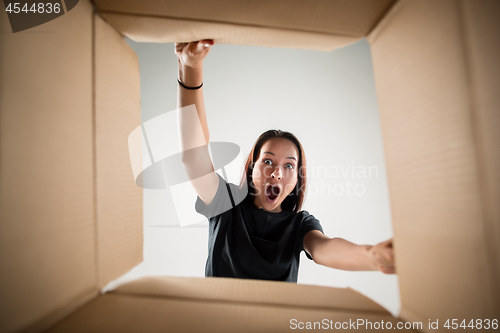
[241,129,307,213]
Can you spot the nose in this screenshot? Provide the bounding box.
[271,167,282,180]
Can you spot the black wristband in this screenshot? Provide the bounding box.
[178,79,203,90]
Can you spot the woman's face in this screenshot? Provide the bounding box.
[252,137,299,213]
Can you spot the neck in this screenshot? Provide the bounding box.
[253,196,282,213]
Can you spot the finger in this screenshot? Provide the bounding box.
[201,41,214,56]
[185,41,202,56]
[195,41,207,54]
[372,244,394,266]
[375,239,394,262]
[194,40,213,54]
[185,40,213,56]
[200,39,214,47]
[175,42,188,54]
[379,264,395,274]
[382,246,394,264]
[380,238,393,248]
[379,244,394,264]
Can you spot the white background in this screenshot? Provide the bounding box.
[107,38,400,316]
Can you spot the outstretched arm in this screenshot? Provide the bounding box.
[303,231,395,274]
[176,40,212,143]
[176,40,219,205]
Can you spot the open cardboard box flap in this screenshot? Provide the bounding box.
[108,276,388,312]
[1,0,498,332]
[93,0,395,51]
[47,276,406,333]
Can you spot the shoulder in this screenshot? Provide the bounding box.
[227,179,249,207]
[206,174,248,204]
[195,174,249,218]
[295,210,323,233]
[296,210,319,222]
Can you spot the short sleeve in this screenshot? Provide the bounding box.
[195,173,248,219]
[298,211,324,260]
[195,174,233,219]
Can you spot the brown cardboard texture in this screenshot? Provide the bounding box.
[47,276,410,333]
[94,0,396,51]
[94,10,143,291]
[367,0,500,324]
[0,1,96,332]
[0,1,142,332]
[1,0,499,332]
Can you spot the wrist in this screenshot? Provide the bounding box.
[365,245,379,271]
[178,64,203,87]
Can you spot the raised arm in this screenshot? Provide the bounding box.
[176,40,219,205]
[303,231,395,274]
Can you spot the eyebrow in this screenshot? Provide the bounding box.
[263,151,297,161]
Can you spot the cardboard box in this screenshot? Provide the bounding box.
[0,0,498,332]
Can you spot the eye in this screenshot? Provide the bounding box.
[285,163,294,170]
[263,159,272,165]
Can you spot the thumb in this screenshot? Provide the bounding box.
[372,238,394,266]
[200,39,214,47]
[196,39,214,53]
[186,40,214,56]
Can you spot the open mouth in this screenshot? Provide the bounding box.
[265,184,281,202]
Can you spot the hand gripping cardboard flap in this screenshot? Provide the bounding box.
[2,0,499,332]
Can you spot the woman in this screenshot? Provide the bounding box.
[176,40,395,282]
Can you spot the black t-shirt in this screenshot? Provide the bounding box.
[195,174,324,283]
